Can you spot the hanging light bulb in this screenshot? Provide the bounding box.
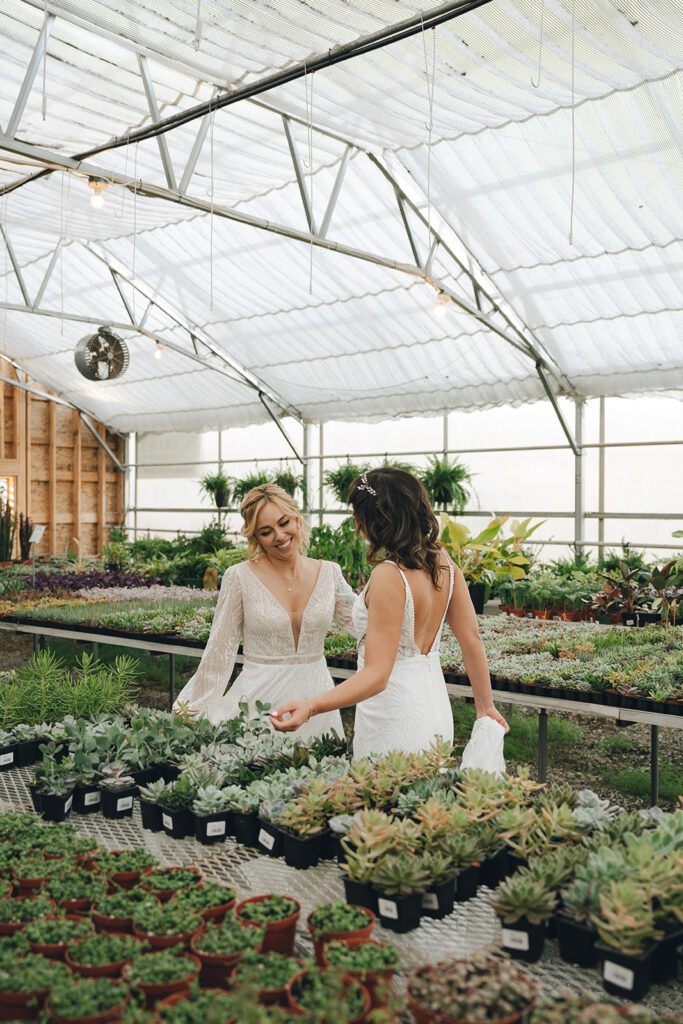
[88,176,108,209]
[434,291,451,318]
[154,342,164,360]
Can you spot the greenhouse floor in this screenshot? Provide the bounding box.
[1,767,680,1018]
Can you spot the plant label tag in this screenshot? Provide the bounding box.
[603,960,634,991]
[162,813,173,830]
[117,796,133,812]
[64,796,73,813]
[207,820,226,837]
[84,791,101,806]
[422,892,439,910]
[0,752,14,766]
[378,898,398,920]
[502,928,529,951]
[258,828,275,850]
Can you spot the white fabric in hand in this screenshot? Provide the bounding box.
[460,716,506,775]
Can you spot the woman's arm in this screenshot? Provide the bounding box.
[271,563,403,731]
[446,563,509,733]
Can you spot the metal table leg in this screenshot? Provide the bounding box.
[650,724,659,807]
[169,653,175,710]
[92,642,98,660]
[538,708,548,783]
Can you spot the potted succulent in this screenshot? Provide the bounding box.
[154,988,237,1022]
[557,874,602,967]
[231,950,302,1007]
[488,873,557,962]
[46,976,129,1023]
[138,778,166,832]
[11,724,41,768]
[173,881,236,922]
[235,894,301,956]
[46,869,107,914]
[12,854,71,893]
[131,902,203,950]
[65,932,144,978]
[321,939,399,1011]
[32,754,77,822]
[122,948,201,1008]
[141,867,203,903]
[0,727,20,773]
[191,785,232,845]
[407,949,537,1024]
[0,951,71,1016]
[98,765,136,819]
[157,777,197,840]
[91,886,158,934]
[221,787,260,847]
[592,879,662,1000]
[306,901,375,966]
[286,965,370,1023]
[0,893,56,934]
[370,853,431,933]
[190,915,264,986]
[93,848,158,890]
[24,914,94,960]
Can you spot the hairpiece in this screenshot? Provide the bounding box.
[356,471,377,496]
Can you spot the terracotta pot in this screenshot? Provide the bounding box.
[306,906,375,966]
[230,957,303,1008]
[0,983,54,1021]
[406,966,536,1024]
[321,940,394,1010]
[141,867,202,903]
[60,899,94,915]
[27,914,94,960]
[286,969,370,1024]
[235,895,301,956]
[132,921,202,951]
[95,852,146,891]
[123,955,200,1010]
[189,929,264,987]
[46,982,129,1024]
[0,896,56,934]
[91,909,135,935]
[65,933,142,977]
[192,885,236,923]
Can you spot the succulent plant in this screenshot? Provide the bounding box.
[489,872,557,925]
[592,878,663,955]
[191,784,231,815]
[407,948,536,1022]
[371,852,432,896]
[192,916,264,955]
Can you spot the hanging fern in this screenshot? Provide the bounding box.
[232,470,273,504]
[323,461,370,506]
[420,456,472,512]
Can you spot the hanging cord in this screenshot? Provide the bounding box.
[303,65,315,293]
[421,18,436,265]
[531,0,545,87]
[116,134,130,218]
[569,0,576,244]
[194,0,202,50]
[209,110,215,310]
[41,1,48,119]
[59,171,67,335]
[132,143,138,321]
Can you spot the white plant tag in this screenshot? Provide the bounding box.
[207,820,226,837]
[502,928,529,951]
[64,795,73,813]
[259,828,275,850]
[0,752,14,766]
[162,813,173,830]
[422,892,439,910]
[84,791,101,806]
[117,796,133,812]
[378,898,398,920]
[603,960,634,990]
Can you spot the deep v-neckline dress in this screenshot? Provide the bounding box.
[173,559,355,739]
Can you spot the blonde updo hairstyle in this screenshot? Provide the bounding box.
[240,483,310,559]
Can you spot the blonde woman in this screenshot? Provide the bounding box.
[173,484,354,739]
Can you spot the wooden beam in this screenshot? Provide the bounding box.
[73,410,81,555]
[97,442,106,554]
[0,377,4,460]
[48,403,57,553]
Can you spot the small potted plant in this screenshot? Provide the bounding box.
[322,939,399,1011]
[131,902,203,950]
[0,893,56,935]
[92,887,159,934]
[46,868,108,914]
[65,932,145,978]
[235,894,301,956]
[0,951,71,1016]
[306,901,375,966]
[488,872,557,962]
[24,914,94,960]
[370,853,431,933]
[199,471,231,510]
[173,881,236,922]
[122,948,201,1009]
[407,949,537,1024]
[286,964,370,1023]
[0,727,20,773]
[190,915,264,986]
[191,785,232,845]
[98,765,137,820]
[93,848,159,890]
[157,777,197,839]
[46,976,129,1024]
[222,787,260,847]
[32,755,77,822]
[592,879,662,1001]
[154,988,236,1022]
[141,867,203,903]
[231,950,302,1007]
[12,854,71,894]
[557,875,601,967]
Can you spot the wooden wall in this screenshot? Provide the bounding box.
[0,358,125,558]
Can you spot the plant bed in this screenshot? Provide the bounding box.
[231,951,302,1007]
[235,895,301,956]
[375,891,423,934]
[190,916,265,986]
[122,950,201,1009]
[556,912,598,968]
[65,932,143,977]
[286,966,370,1023]
[173,882,236,922]
[306,902,375,966]
[131,903,203,950]
[141,868,203,903]
[25,914,94,960]
[46,976,129,1024]
[321,939,399,1010]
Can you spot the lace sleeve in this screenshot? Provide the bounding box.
[173,566,243,717]
[332,562,360,636]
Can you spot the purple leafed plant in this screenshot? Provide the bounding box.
[31,569,159,592]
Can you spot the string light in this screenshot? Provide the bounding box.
[88,176,107,209]
[434,291,450,317]
[154,342,164,359]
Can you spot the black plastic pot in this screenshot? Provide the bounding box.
[193,810,230,845]
[468,582,488,614]
[41,790,74,823]
[133,766,163,787]
[100,786,136,819]
[557,914,594,967]
[652,926,683,983]
[14,738,40,768]
[505,852,528,875]
[282,831,322,870]
[28,782,43,814]
[375,891,422,933]
[0,743,18,772]
[140,799,162,832]
[257,817,284,858]
[500,917,545,963]
[454,863,478,902]
[479,846,508,888]
[161,763,180,783]
[73,783,102,815]
[343,878,377,915]
[232,811,259,848]
[319,832,336,861]
[595,941,654,1001]
[422,875,456,919]
[160,806,193,839]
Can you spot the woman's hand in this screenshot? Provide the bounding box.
[477,705,510,734]
[270,700,311,732]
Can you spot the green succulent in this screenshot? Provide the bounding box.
[237,895,298,924]
[489,873,557,925]
[66,933,144,967]
[49,977,128,1017]
[174,882,235,914]
[24,915,93,945]
[233,951,300,990]
[132,902,202,938]
[324,939,399,973]
[0,952,71,992]
[192,916,264,956]
[308,901,373,940]
[124,949,199,985]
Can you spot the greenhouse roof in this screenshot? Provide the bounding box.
[0,0,681,434]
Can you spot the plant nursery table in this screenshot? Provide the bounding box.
[0,762,679,1020]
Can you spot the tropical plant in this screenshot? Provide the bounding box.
[420,455,472,512]
[232,471,272,504]
[323,461,370,505]
[199,471,231,509]
[273,468,304,498]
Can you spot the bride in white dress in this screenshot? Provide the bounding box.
[271,467,508,757]
[173,484,355,740]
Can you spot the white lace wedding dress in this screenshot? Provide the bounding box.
[351,561,455,758]
[173,559,354,740]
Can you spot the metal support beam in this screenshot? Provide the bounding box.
[302,424,313,515]
[5,13,55,138]
[259,393,303,464]
[538,708,548,783]
[396,191,422,268]
[282,116,316,234]
[32,244,60,309]
[574,398,585,558]
[319,145,353,239]
[110,269,135,324]
[179,94,216,193]
[0,225,30,305]
[318,423,324,528]
[137,55,178,191]
[650,725,659,807]
[536,363,580,456]
[598,396,606,567]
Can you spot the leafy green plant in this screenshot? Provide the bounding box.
[199,471,231,509]
[49,976,128,1017]
[273,468,304,498]
[191,784,231,815]
[124,948,199,985]
[237,895,298,924]
[420,455,472,512]
[24,915,93,944]
[0,951,70,992]
[157,987,237,1024]
[323,461,370,505]
[0,893,55,923]
[308,901,373,940]
[289,967,367,1019]
[592,879,662,955]
[371,853,432,896]
[192,916,264,955]
[488,873,557,925]
[93,887,157,921]
[132,902,202,938]
[94,848,158,875]
[157,776,196,810]
[173,882,235,914]
[142,867,202,893]
[324,939,399,973]
[233,950,300,990]
[232,471,272,504]
[46,869,107,904]
[67,932,144,967]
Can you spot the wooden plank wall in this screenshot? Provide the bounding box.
[0,357,125,557]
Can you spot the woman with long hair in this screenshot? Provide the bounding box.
[173,483,354,739]
[271,467,508,757]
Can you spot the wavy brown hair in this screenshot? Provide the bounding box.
[348,467,444,587]
[240,483,310,559]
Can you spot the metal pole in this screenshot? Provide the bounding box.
[92,642,98,660]
[574,399,585,562]
[598,397,606,567]
[650,725,659,807]
[217,429,223,528]
[538,708,548,783]
[318,423,324,528]
[169,653,176,709]
[302,424,312,516]
[133,433,138,539]
[443,414,448,456]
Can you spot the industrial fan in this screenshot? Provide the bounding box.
[74,327,130,381]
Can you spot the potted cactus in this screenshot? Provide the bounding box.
[306,901,375,966]
[190,916,264,987]
[235,894,301,956]
[98,765,136,820]
[488,872,557,962]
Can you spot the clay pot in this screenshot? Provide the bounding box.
[235,896,301,956]
[306,906,375,966]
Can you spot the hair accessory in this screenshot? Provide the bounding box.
[356,472,377,496]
